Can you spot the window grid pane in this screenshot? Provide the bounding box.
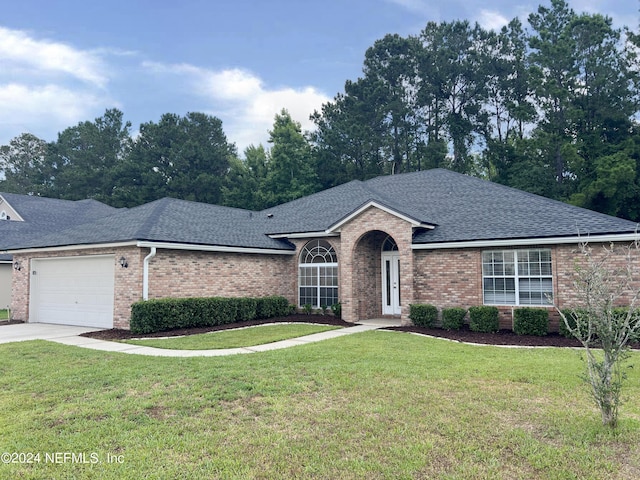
[299,241,338,308]
[483,249,553,306]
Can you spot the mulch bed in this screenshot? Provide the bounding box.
[81,314,354,340]
[81,314,640,349]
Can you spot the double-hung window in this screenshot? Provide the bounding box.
[482,249,553,306]
[298,240,338,308]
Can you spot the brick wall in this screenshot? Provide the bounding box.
[147,249,294,302]
[11,246,296,329]
[338,206,415,323]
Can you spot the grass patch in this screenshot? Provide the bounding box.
[0,309,8,320]
[121,323,341,350]
[0,331,639,478]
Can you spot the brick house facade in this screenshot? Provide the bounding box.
[5,169,640,330]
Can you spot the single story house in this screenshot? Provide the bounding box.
[4,168,640,330]
[0,192,119,310]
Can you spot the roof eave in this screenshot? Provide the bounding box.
[412,232,640,250]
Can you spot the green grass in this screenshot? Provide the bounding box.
[122,323,341,349]
[1,331,639,479]
[0,309,8,320]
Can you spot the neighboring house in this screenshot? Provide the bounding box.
[0,254,11,309]
[4,169,639,330]
[0,193,120,313]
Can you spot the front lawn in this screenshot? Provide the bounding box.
[0,309,8,320]
[1,331,639,479]
[122,323,341,349]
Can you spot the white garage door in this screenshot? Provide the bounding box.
[30,255,115,328]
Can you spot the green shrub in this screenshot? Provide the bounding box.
[468,306,500,333]
[409,304,438,328]
[131,295,290,334]
[331,302,342,319]
[559,307,640,341]
[256,296,291,319]
[441,307,466,330]
[513,307,549,336]
[235,298,257,322]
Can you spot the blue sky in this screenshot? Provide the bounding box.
[1,0,638,153]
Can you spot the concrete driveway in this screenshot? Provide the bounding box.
[0,323,103,344]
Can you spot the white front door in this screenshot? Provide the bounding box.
[382,253,401,315]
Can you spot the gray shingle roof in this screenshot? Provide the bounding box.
[3,169,638,252]
[5,198,294,251]
[265,169,638,242]
[0,193,121,256]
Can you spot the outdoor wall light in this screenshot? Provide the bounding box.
[13,261,21,271]
[119,256,128,268]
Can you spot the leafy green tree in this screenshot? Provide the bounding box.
[0,133,52,195]
[310,78,386,187]
[363,34,424,174]
[262,109,319,207]
[112,112,236,207]
[417,20,489,173]
[222,144,269,210]
[48,109,131,203]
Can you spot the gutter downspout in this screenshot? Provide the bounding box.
[142,247,156,300]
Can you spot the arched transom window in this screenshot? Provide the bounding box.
[382,235,398,251]
[299,240,338,308]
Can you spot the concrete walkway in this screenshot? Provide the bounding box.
[0,319,401,357]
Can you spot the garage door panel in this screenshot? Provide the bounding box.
[30,256,115,328]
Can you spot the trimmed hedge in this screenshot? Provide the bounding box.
[442,307,467,331]
[468,306,500,333]
[513,307,549,336]
[131,295,291,334]
[409,304,438,327]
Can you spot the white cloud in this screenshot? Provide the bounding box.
[0,26,108,87]
[0,27,117,145]
[144,62,330,153]
[0,83,105,139]
[477,9,510,31]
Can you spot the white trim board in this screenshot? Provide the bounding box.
[412,233,640,250]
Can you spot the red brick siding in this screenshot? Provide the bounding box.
[147,250,293,302]
[339,207,415,323]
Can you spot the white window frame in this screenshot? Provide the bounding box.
[298,240,338,308]
[482,249,553,306]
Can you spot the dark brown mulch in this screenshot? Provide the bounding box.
[388,324,584,347]
[81,314,354,340]
[81,315,640,349]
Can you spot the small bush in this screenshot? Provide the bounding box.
[513,307,549,336]
[441,307,466,330]
[331,302,342,319]
[468,306,500,333]
[559,307,640,341]
[131,295,290,334]
[409,304,438,328]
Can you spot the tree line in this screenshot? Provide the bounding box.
[2,0,640,219]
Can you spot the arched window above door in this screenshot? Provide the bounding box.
[382,235,398,252]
